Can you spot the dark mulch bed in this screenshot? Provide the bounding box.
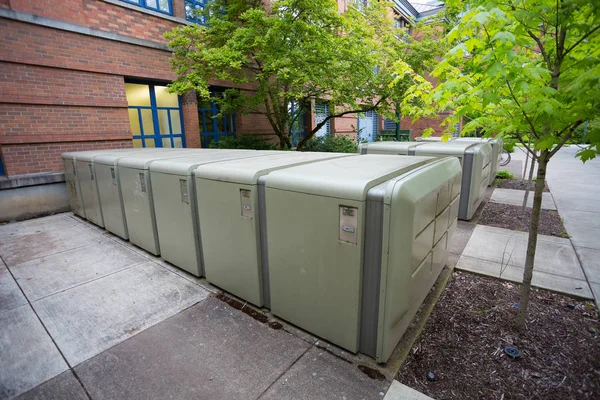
[495,178,550,192]
[478,202,568,237]
[398,272,600,400]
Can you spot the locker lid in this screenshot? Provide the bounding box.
[415,141,480,156]
[62,148,135,161]
[149,150,260,176]
[266,154,435,201]
[116,149,207,170]
[454,137,502,146]
[75,149,151,162]
[195,152,352,184]
[93,149,179,166]
[359,141,426,154]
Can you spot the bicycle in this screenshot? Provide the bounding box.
[499,148,511,166]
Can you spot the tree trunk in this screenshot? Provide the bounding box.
[516,150,549,330]
[521,151,537,213]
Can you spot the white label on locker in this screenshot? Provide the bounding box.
[110,168,116,186]
[139,172,147,193]
[89,164,94,180]
[180,179,189,204]
[240,189,253,219]
[339,206,358,244]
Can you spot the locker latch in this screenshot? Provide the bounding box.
[88,164,94,180]
[180,179,189,204]
[339,206,358,244]
[139,172,147,193]
[110,168,116,186]
[240,189,252,218]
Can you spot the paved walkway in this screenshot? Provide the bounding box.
[0,214,390,399]
[545,145,600,307]
[451,145,599,306]
[489,188,556,210]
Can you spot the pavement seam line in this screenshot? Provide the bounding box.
[28,260,149,303]
[255,344,313,400]
[0,254,93,400]
[457,254,590,281]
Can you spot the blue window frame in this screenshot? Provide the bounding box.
[198,89,236,148]
[0,153,5,176]
[185,0,208,24]
[125,83,186,148]
[288,100,306,147]
[357,110,378,142]
[121,0,173,15]
[314,102,330,138]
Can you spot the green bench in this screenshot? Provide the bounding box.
[377,129,412,142]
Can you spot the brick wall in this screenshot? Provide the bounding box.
[400,113,451,138]
[1,140,132,176]
[8,0,183,45]
[181,91,200,148]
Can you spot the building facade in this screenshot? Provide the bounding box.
[0,0,444,220]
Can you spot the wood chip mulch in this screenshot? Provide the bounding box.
[478,202,568,237]
[398,271,600,400]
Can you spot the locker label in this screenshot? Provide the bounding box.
[339,206,358,244]
[240,189,253,218]
[139,172,147,193]
[110,168,116,186]
[88,164,94,180]
[180,179,189,204]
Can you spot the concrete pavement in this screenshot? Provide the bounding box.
[0,213,391,399]
[546,145,600,308]
[455,225,593,299]
[489,188,557,210]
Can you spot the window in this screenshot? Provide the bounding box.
[0,154,5,176]
[185,0,208,24]
[383,118,397,131]
[314,102,330,138]
[121,0,172,15]
[288,100,306,147]
[198,89,236,148]
[353,0,368,11]
[126,83,185,148]
[357,110,378,142]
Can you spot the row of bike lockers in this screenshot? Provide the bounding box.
[62,148,461,363]
[359,140,493,220]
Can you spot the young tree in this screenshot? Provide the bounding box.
[166,0,441,149]
[411,0,600,328]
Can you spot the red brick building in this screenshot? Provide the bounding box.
[0,0,445,220]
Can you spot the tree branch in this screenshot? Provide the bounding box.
[563,24,600,58]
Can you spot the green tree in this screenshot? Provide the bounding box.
[410,0,600,327]
[166,0,442,149]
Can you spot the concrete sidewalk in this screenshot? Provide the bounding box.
[0,214,390,399]
[546,145,600,308]
[489,188,557,210]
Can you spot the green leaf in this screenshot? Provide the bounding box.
[535,135,558,151]
[491,31,515,44]
[577,148,598,163]
[487,62,503,77]
[473,11,490,24]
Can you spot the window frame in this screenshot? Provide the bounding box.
[314,101,331,138]
[120,0,174,16]
[126,82,186,148]
[185,0,208,25]
[197,88,236,148]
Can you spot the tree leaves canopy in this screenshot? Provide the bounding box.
[166,0,443,149]
[411,0,600,160]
